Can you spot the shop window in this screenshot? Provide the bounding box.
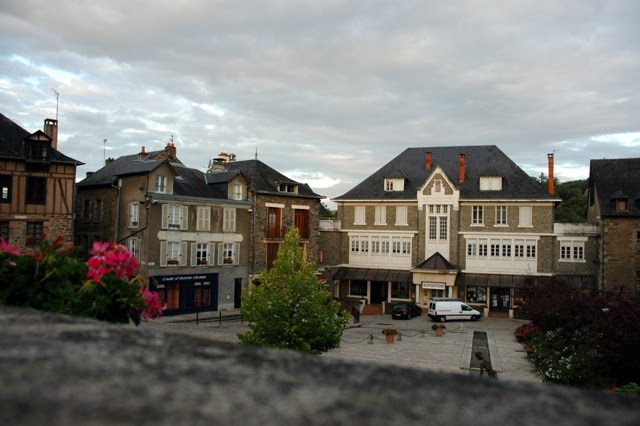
[194,285,211,307]
[431,289,445,298]
[466,286,487,303]
[349,280,367,296]
[391,282,411,299]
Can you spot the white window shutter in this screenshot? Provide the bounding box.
[208,243,215,265]
[128,204,133,228]
[233,243,240,265]
[180,242,188,266]
[161,204,168,229]
[160,241,167,266]
[181,206,188,230]
[205,207,211,231]
[217,243,224,265]
[191,242,197,266]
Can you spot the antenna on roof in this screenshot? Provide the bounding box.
[103,139,107,164]
[255,147,258,160]
[51,88,59,121]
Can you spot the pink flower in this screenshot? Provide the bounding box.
[139,286,166,320]
[0,238,20,255]
[86,242,139,283]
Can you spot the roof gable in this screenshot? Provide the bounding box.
[590,158,640,217]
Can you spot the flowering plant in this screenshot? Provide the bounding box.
[382,327,398,336]
[0,238,164,325]
[432,323,446,331]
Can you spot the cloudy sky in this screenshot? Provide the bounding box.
[1,1,639,204]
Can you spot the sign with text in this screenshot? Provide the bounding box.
[421,282,446,290]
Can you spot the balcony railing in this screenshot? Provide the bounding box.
[266,225,286,239]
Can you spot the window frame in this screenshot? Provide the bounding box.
[374,205,387,225]
[26,176,47,205]
[156,175,167,193]
[223,208,236,232]
[26,221,43,246]
[354,205,366,225]
[471,205,484,226]
[128,202,140,228]
[395,205,408,226]
[495,205,508,226]
[519,206,533,227]
[0,175,11,203]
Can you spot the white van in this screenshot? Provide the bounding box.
[427,298,481,322]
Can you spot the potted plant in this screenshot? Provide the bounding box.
[382,327,398,344]
[167,259,179,265]
[197,259,208,265]
[432,323,446,336]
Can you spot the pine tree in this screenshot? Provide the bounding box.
[238,227,349,354]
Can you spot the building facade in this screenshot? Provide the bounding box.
[587,158,640,292]
[332,146,598,317]
[76,145,251,314]
[210,154,323,281]
[0,113,82,251]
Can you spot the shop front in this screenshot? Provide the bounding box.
[150,273,218,315]
[411,253,458,309]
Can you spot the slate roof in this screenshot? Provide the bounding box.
[0,113,82,165]
[222,159,322,199]
[334,146,556,201]
[77,149,243,201]
[589,158,640,217]
[414,252,457,271]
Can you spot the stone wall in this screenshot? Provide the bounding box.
[602,217,640,290]
[2,306,640,425]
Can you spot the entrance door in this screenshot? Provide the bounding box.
[490,288,510,312]
[234,278,242,309]
[370,281,387,304]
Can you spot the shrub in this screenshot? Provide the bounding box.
[239,228,349,354]
[0,238,164,324]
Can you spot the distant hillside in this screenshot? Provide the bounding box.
[532,174,588,223]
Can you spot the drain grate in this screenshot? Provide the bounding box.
[469,331,495,377]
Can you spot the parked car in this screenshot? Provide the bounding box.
[427,298,481,322]
[392,302,422,320]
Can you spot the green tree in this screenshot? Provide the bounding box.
[239,228,349,354]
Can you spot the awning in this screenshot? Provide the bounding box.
[333,267,411,283]
[455,273,597,289]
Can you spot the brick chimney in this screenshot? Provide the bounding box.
[43,119,58,150]
[425,152,432,171]
[547,153,555,196]
[165,142,177,158]
[459,153,466,183]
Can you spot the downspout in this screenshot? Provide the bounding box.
[250,188,256,278]
[110,179,121,242]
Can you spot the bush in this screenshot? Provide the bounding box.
[520,279,640,388]
[0,238,164,324]
[239,228,349,354]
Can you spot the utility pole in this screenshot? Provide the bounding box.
[103,139,107,164]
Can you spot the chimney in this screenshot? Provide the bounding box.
[547,153,555,196]
[458,153,466,183]
[425,152,432,171]
[165,142,177,158]
[43,119,58,150]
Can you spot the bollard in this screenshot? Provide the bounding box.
[397,331,402,342]
[219,310,222,325]
[369,334,374,344]
[420,329,425,338]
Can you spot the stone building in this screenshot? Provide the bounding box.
[587,158,640,292]
[331,146,598,317]
[209,153,323,281]
[76,145,251,314]
[0,113,82,251]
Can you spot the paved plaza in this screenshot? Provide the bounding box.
[140,311,540,383]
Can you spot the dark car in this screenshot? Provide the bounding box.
[392,302,422,320]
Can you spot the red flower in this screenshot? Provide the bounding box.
[0,238,20,255]
[139,286,166,320]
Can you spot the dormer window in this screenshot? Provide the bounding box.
[434,180,442,193]
[611,190,629,212]
[384,178,404,192]
[232,183,243,200]
[278,183,298,193]
[156,176,167,193]
[480,176,502,191]
[26,141,50,161]
[617,199,628,212]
